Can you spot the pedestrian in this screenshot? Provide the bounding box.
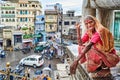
[43,74,48,80]
[25,67,30,79]
[28,68,31,78]
[70,15,119,80]
[50,47,54,58]
[46,75,51,80]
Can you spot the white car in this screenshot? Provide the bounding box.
[19,55,44,68]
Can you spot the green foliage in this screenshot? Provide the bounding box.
[22,27,28,30]
[23,34,33,39]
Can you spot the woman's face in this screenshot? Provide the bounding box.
[84,19,95,31]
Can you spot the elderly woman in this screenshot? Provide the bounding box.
[70,15,119,80]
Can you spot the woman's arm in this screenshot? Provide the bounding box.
[75,23,82,46]
[76,42,93,62]
[70,42,94,74]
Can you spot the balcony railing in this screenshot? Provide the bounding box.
[65,44,93,80]
[1,14,15,18]
[1,7,15,10]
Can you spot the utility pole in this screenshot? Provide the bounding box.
[60,9,63,56]
[54,3,63,57]
[34,9,36,46]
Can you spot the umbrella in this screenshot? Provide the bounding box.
[42,67,52,71]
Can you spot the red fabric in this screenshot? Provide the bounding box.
[78,46,102,72]
[90,32,102,45]
[82,32,102,45]
[81,32,89,43]
[78,32,116,72]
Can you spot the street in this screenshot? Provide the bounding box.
[0,49,62,79]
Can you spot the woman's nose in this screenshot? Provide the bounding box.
[87,23,91,27]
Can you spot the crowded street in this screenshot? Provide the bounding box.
[0,48,63,79]
[1,0,120,80]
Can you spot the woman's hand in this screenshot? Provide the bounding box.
[70,60,79,74]
[75,22,80,29]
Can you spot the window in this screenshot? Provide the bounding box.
[30,58,36,61]
[49,25,53,29]
[12,19,15,22]
[12,11,15,14]
[20,10,22,14]
[14,35,22,43]
[20,18,22,22]
[20,4,22,7]
[25,4,27,7]
[6,11,8,14]
[114,12,120,44]
[64,21,69,25]
[25,10,27,14]
[41,18,44,21]
[2,11,4,14]
[72,13,74,16]
[59,21,62,25]
[32,5,35,7]
[9,11,11,14]
[6,19,8,22]
[9,19,11,22]
[67,14,70,17]
[25,18,27,21]
[71,21,76,25]
[26,58,30,60]
[2,19,4,22]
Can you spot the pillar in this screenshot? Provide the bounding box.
[96,9,114,30]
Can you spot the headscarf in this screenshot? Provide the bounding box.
[84,15,114,53]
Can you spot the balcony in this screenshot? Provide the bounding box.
[1,6,15,10]
[53,45,92,80]
[1,14,15,18]
[66,45,92,80]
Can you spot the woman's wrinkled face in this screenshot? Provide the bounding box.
[84,19,95,31]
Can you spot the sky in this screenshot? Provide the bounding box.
[39,0,83,16]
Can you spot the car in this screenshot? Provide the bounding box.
[0,49,6,58]
[34,42,50,53]
[19,55,44,68]
[21,47,31,54]
[34,45,45,53]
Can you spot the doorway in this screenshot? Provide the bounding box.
[6,39,11,47]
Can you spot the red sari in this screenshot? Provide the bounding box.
[78,32,116,72]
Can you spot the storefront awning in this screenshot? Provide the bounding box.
[33,34,43,38]
[22,39,33,43]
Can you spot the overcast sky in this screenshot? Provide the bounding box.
[39,0,83,16]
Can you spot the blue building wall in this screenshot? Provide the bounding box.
[35,15,47,43]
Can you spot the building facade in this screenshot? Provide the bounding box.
[0,1,17,28]
[45,10,58,38]
[58,10,81,43]
[0,0,42,49]
[35,15,46,43]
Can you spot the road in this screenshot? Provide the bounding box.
[0,50,62,79]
